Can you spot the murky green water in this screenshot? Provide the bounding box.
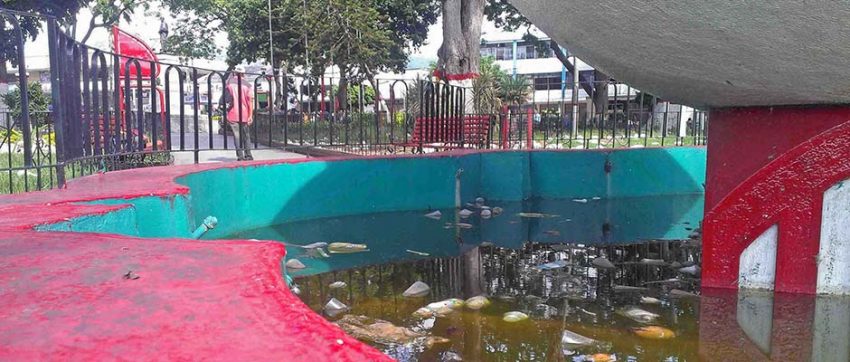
[223,194,850,361]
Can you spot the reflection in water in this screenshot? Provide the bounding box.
[225,197,850,361]
[700,289,850,362]
[296,242,702,361]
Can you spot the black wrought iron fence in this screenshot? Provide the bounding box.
[0,8,707,194]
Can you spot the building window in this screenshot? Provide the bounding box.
[533,73,563,91]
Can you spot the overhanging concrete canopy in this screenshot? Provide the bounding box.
[509,0,850,108]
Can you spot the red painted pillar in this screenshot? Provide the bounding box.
[500,106,509,149]
[526,108,533,149]
[702,106,850,294]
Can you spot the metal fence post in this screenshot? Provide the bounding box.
[9,16,33,167]
[46,18,66,187]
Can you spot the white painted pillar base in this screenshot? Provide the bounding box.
[739,224,778,290]
[818,178,850,295]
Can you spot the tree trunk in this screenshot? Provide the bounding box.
[437,0,484,80]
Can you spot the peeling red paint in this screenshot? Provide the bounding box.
[703,106,850,294]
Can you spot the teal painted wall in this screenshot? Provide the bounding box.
[37,148,706,239]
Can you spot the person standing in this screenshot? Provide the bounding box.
[221,72,255,160]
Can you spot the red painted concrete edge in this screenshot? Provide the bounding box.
[702,118,850,293]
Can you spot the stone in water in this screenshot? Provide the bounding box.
[403,281,431,297]
[474,197,485,206]
[503,311,529,322]
[324,298,349,317]
[329,281,347,289]
[285,258,306,269]
[465,295,491,310]
[492,207,503,216]
[427,298,465,311]
[328,242,369,253]
[458,209,474,218]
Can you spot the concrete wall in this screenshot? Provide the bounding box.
[38,148,706,240]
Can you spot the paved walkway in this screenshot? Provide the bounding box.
[169,132,306,165]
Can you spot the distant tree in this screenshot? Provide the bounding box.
[0,0,85,80]
[471,56,504,114]
[498,74,530,109]
[2,82,50,127]
[79,0,152,44]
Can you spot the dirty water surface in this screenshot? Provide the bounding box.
[224,196,850,361]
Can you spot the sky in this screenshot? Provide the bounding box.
[22,2,533,70]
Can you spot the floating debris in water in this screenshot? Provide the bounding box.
[458,209,474,218]
[427,298,465,311]
[544,230,561,237]
[480,241,494,247]
[592,257,616,269]
[299,242,328,249]
[591,196,602,201]
[329,281,347,289]
[613,285,649,293]
[406,249,430,257]
[517,212,559,218]
[617,306,660,324]
[536,260,570,271]
[324,298,349,317]
[412,307,434,318]
[578,307,597,316]
[123,270,140,280]
[444,222,473,229]
[402,281,431,297]
[335,314,423,344]
[285,258,306,269]
[492,206,503,216]
[424,210,442,220]
[632,326,676,339]
[572,198,588,203]
[328,242,369,253]
[669,289,699,298]
[442,351,463,361]
[481,209,492,219]
[643,277,687,285]
[424,336,451,348]
[465,295,491,310]
[558,218,573,223]
[678,265,701,275]
[639,258,668,266]
[640,296,662,305]
[561,329,597,347]
[585,353,616,362]
[503,311,529,322]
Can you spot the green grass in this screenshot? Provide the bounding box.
[0,152,58,194]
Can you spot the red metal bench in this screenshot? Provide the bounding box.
[405,115,491,150]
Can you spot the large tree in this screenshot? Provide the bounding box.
[435,0,484,81]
